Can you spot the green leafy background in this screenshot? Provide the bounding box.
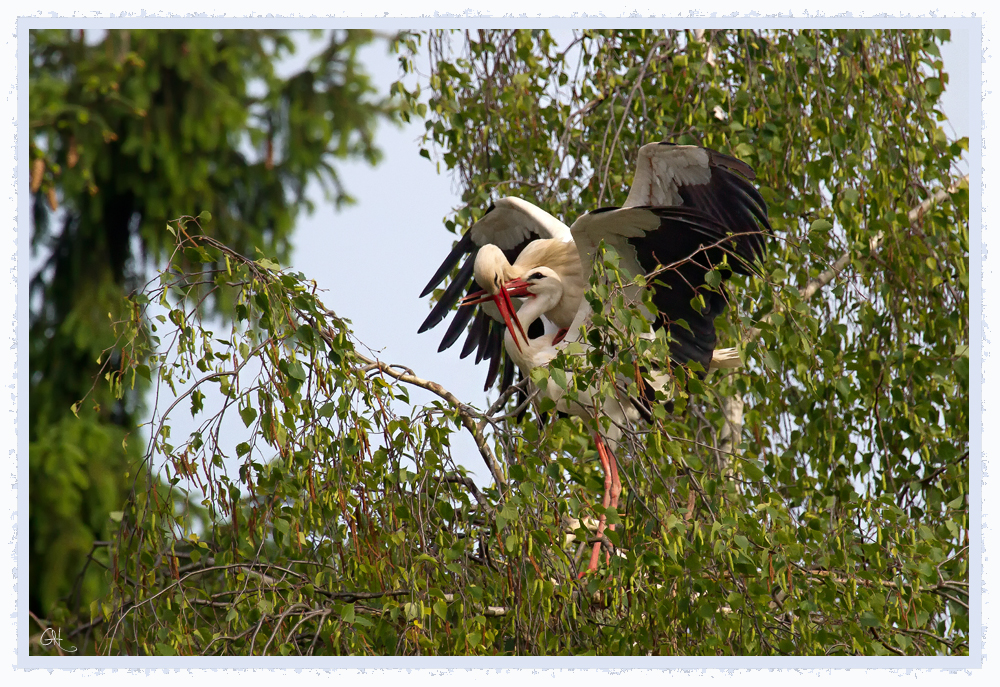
[28,29,968,657]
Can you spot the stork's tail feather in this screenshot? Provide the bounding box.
[709,347,742,370]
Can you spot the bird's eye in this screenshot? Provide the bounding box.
[530,272,545,280]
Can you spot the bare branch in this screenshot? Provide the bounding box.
[440,475,490,509]
[351,350,507,489]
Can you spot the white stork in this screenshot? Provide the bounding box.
[417,197,576,391]
[464,206,769,572]
[419,142,771,573]
[463,263,638,573]
[419,143,768,389]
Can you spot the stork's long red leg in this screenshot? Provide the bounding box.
[600,438,622,565]
[608,448,621,521]
[586,433,615,574]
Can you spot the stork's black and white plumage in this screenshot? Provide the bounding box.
[421,141,772,574]
[418,142,770,391]
[417,197,573,391]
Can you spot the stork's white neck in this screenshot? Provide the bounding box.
[503,287,562,375]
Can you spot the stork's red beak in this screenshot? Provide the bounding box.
[459,287,528,352]
[459,290,490,306]
[502,278,533,298]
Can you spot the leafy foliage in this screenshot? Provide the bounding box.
[393,29,969,653]
[28,28,390,628]
[36,29,968,656]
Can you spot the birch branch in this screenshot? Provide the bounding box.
[747,177,966,341]
[717,394,744,473]
[352,351,507,489]
[719,177,963,469]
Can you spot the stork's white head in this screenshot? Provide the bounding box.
[497,267,562,342]
[472,244,511,296]
[504,266,564,307]
[507,240,585,331]
[461,244,528,350]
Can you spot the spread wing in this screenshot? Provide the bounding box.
[572,144,771,371]
[418,196,571,390]
[625,142,769,254]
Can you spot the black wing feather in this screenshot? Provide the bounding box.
[647,143,770,275]
[483,324,503,391]
[459,310,484,359]
[500,353,515,391]
[675,169,770,275]
[526,317,546,340]
[629,208,758,371]
[419,230,475,298]
[419,253,476,335]
[438,289,478,352]
[704,146,756,180]
[474,311,493,364]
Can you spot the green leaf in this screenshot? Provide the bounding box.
[190,389,205,417]
[184,246,213,264]
[741,458,764,480]
[859,611,881,627]
[549,365,567,389]
[530,366,549,388]
[416,553,439,566]
[432,599,447,621]
[341,603,356,624]
[239,406,257,427]
[687,378,705,396]
[296,323,316,347]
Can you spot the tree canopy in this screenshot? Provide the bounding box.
[28,28,390,627]
[32,29,968,657]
